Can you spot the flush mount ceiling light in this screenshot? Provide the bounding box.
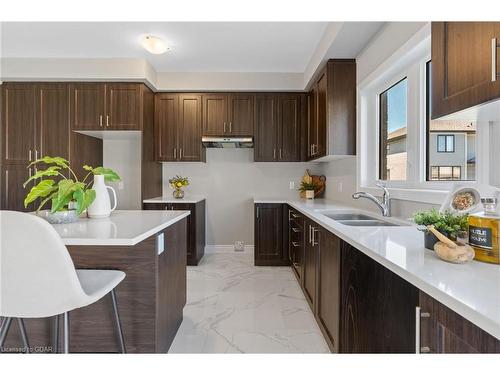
[141,35,169,54]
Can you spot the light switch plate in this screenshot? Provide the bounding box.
[289,181,295,190]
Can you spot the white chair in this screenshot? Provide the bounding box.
[0,210,126,353]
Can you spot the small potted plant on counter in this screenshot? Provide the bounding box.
[299,180,318,199]
[413,208,469,250]
[23,156,120,224]
[169,175,189,199]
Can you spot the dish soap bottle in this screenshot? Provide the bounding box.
[468,198,500,264]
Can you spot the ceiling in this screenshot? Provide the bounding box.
[1,22,331,73]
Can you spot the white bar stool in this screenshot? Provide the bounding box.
[0,211,126,353]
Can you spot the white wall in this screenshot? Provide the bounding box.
[103,137,142,210]
[162,149,322,246]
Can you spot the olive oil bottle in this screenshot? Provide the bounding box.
[468,198,500,264]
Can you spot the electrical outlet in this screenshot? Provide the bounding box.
[289,181,295,190]
[118,181,125,190]
[338,182,343,193]
[234,241,245,252]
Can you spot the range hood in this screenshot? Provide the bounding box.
[202,136,254,148]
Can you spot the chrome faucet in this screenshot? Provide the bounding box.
[352,182,391,217]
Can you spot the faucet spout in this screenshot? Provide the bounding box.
[352,184,391,217]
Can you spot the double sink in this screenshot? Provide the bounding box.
[319,211,407,227]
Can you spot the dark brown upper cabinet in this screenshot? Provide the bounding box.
[155,93,205,162]
[431,22,500,119]
[307,59,356,161]
[1,83,71,211]
[254,93,302,162]
[70,83,143,130]
[202,93,255,136]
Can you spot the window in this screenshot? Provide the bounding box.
[430,166,461,180]
[379,78,407,181]
[426,61,476,181]
[437,135,455,152]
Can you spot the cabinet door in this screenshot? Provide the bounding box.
[315,72,327,158]
[70,83,105,130]
[306,92,316,160]
[254,203,284,266]
[278,94,300,161]
[1,83,36,164]
[155,94,179,161]
[432,22,500,119]
[317,229,341,352]
[227,94,254,136]
[254,95,278,161]
[106,83,142,130]
[418,291,500,353]
[288,208,304,282]
[303,220,318,310]
[0,164,33,211]
[36,84,70,161]
[178,95,204,161]
[202,94,227,136]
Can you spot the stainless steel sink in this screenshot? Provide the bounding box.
[323,213,377,221]
[336,219,400,227]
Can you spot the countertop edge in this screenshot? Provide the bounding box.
[254,199,500,340]
[143,196,206,204]
[62,211,190,246]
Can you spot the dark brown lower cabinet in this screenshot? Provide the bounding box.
[254,203,288,266]
[316,228,341,352]
[143,200,206,266]
[339,240,419,353]
[418,291,500,353]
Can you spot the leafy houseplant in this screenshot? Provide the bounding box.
[413,208,469,250]
[23,156,120,223]
[299,181,318,199]
[169,175,189,199]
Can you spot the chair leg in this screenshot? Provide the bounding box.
[62,312,70,354]
[17,318,30,354]
[0,317,13,348]
[110,289,126,353]
[52,315,60,354]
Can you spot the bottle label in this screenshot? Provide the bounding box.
[469,226,493,250]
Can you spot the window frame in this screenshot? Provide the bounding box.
[430,165,462,181]
[357,24,488,205]
[436,134,455,153]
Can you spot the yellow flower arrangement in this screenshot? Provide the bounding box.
[169,175,189,191]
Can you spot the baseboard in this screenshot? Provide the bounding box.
[204,245,254,254]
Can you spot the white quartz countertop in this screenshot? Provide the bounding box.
[254,197,500,340]
[53,210,190,246]
[143,195,206,204]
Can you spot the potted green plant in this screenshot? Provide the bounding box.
[23,156,120,224]
[299,181,317,199]
[413,208,469,250]
[169,175,189,199]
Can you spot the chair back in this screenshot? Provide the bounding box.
[0,211,89,318]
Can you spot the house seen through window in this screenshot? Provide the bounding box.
[426,61,476,181]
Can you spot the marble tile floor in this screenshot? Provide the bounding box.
[169,251,330,353]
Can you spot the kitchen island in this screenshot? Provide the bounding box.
[2,210,190,353]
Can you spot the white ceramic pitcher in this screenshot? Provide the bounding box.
[87,174,117,218]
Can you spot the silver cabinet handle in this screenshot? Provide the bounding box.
[256,206,259,219]
[311,227,318,246]
[291,241,300,247]
[223,122,226,133]
[279,149,282,159]
[179,149,182,159]
[229,122,232,133]
[34,150,38,160]
[492,38,499,82]
[308,225,312,244]
[415,306,431,353]
[106,115,110,127]
[273,149,276,159]
[292,227,301,233]
[173,148,176,159]
[28,150,32,162]
[99,115,103,127]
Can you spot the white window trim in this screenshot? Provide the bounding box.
[357,23,487,205]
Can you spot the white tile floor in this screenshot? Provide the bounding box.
[169,251,329,353]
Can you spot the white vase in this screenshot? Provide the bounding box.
[87,175,117,218]
[305,190,315,199]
